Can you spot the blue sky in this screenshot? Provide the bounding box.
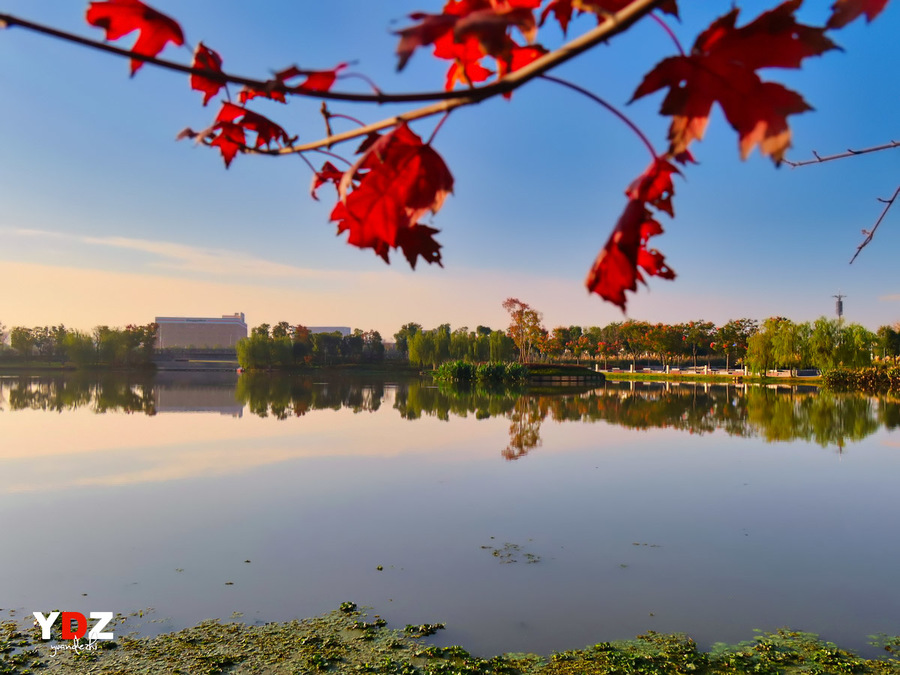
[1,0,898,338]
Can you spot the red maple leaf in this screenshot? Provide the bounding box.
[454,7,538,54]
[436,32,494,89]
[631,0,837,163]
[396,0,542,91]
[397,224,444,269]
[540,0,678,34]
[85,0,184,75]
[330,123,453,268]
[209,122,244,168]
[586,157,681,310]
[625,157,680,217]
[585,199,675,311]
[238,88,287,105]
[496,44,547,79]
[396,12,460,71]
[206,103,294,167]
[190,42,224,106]
[826,0,890,28]
[215,103,293,149]
[310,161,344,200]
[239,63,349,104]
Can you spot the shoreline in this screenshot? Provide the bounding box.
[5,606,898,674]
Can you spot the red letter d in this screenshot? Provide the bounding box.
[61,612,87,640]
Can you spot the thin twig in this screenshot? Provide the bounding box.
[311,148,353,167]
[426,113,451,146]
[539,75,657,159]
[649,12,685,56]
[850,184,900,264]
[784,140,900,167]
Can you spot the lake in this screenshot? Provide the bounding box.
[1,372,898,657]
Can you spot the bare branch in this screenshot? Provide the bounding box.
[850,184,900,264]
[784,140,900,167]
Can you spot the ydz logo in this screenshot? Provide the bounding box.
[33,611,115,641]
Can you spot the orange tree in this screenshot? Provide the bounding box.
[1,1,893,310]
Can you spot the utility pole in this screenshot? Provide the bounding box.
[833,293,846,320]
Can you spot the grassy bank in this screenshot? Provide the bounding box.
[4,606,898,674]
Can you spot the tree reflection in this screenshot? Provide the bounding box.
[234,373,384,419]
[504,397,545,460]
[387,380,889,459]
[1,374,892,458]
[1,374,156,414]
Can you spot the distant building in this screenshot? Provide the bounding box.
[155,313,248,349]
[308,326,352,336]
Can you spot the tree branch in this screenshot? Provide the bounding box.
[222,0,670,156]
[784,140,900,167]
[849,184,900,264]
[1,0,667,109]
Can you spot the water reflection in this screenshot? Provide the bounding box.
[2,372,899,658]
[1,374,896,454]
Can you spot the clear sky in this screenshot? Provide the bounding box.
[1,1,898,338]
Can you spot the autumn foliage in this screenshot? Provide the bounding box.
[5,0,892,310]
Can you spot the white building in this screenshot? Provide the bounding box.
[155,313,248,349]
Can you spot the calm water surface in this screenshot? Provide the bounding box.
[1,372,898,657]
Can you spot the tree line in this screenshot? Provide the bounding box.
[235,322,385,369]
[0,323,158,367]
[395,323,516,369]
[497,299,900,374]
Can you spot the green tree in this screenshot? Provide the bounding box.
[876,324,900,362]
[10,327,35,359]
[272,321,292,339]
[450,326,471,361]
[434,324,451,364]
[393,322,422,356]
[362,330,385,362]
[236,333,272,369]
[63,330,97,367]
[488,330,514,362]
[408,330,436,368]
[746,323,775,375]
[311,331,342,365]
[772,319,811,375]
[809,317,842,372]
[839,323,876,368]
[341,329,365,363]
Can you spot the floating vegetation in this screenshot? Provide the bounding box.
[404,623,446,638]
[481,541,542,564]
[1,609,899,674]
